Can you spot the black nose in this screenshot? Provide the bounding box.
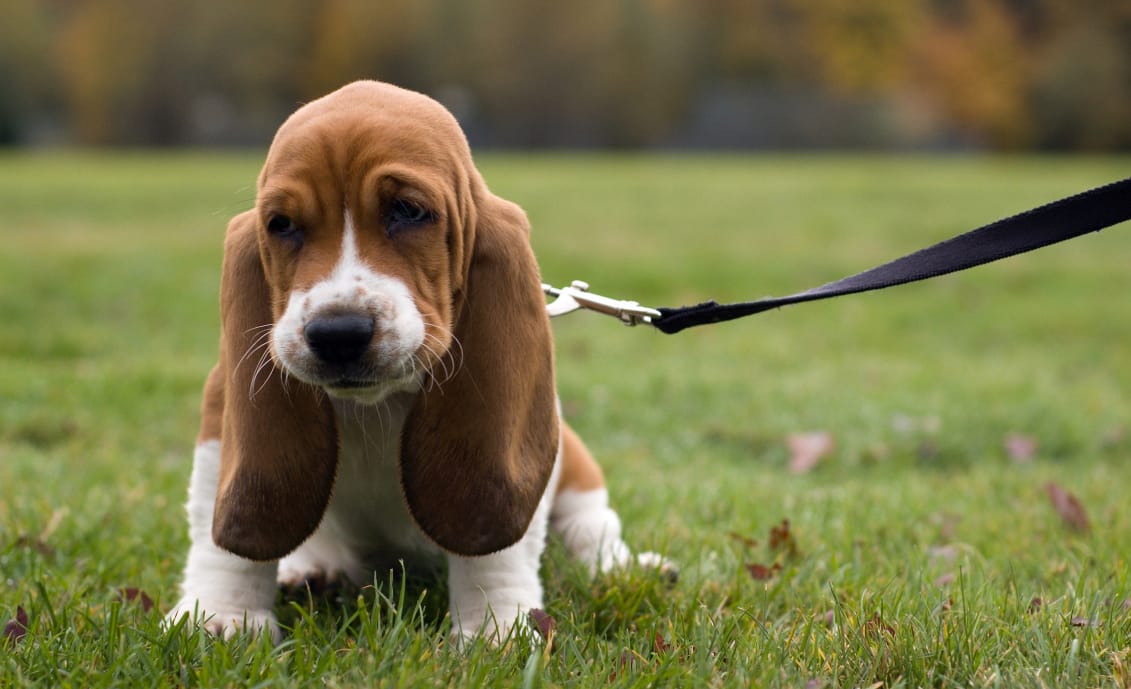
[304,314,375,364]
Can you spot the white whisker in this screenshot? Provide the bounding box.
[248,346,274,401]
[235,327,273,374]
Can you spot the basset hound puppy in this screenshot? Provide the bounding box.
[165,81,662,643]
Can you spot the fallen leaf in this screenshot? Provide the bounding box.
[938,598,954,613]
[3,607,28,644]
[653,632,672,654]
[528,609,556,641]
[745,562,782,581]
[1028,597,1043,614]
[610,649,647,681]
[1070,616,1098,628]
[1005,433,1038,463]
[14,536,54,558]
[728,532,758,549]
[116,588,154,612]
[1101,427,1127,450]
[864,612,895,638]
[927,545,959,563]
[1045,482,1091,533]
[769,519,798,557]
[928,512,962,541]
[787,432,835,474]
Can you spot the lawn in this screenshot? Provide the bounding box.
[1,152,1129,687]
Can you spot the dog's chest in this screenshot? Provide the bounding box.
[324,396,439,562]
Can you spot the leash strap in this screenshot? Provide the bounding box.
[652,176,1131,334]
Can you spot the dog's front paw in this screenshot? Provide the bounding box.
[450,606,537,649]
[164,598,281,643]
[277,562,345,596]
[635,551,680,584]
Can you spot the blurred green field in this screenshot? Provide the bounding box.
[1,152,1130,687]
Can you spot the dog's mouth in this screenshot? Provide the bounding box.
[315,366,422,403]
[325,377,374,390]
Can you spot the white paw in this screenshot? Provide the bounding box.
[276,562,345,593]
[450,607,537,649]
[635,551,680,583]
[164,598,281,643]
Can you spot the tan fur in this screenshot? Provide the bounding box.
[196,364,224,445]
[207,81,560,560]
[211,213,338,561]
[401,194,558,555]
[557,422,607,494]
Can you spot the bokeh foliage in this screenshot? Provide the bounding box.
[2,0,1130,149]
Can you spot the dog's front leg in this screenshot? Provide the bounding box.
[165,440,281,641]
[446,547,544,645]
[445,492,552,645]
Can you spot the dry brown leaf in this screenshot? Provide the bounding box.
[927,544,959,563]
[1045,482,1091,533]
[787,432,834,474]
[14,535,54,558]
[745,562,782,581]
[116,588,155,612]
[1070,616,1098,628]
[864,612,895,638]
[728,532,758,549]
[528,609,556,642]
[769,519,798,557]
[610,649,647,681]
[1005,433,1038,463]
[3,607,28,644]
[1028,597,1043,614]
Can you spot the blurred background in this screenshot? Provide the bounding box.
[2,0,1130,151]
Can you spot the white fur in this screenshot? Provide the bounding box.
[165,440,282,641]
[271,210,425,403]
[167,402,559,642]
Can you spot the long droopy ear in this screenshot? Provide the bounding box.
[400,196,559,557]
[210,211,338,562]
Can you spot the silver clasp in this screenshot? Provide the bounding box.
[543,280,661,326]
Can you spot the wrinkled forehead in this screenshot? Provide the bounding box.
[258,83,472,193]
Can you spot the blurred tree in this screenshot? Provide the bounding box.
[3,0,1129,149]
[798,0,927,96]
[911,0,1033,148]
[302,0,428,100]
[1027,3,1131,149]
[55,0,153,144]
[0,0,55,143]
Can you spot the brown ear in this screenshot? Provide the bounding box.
[401,196,558,556]
[210,211,338,562]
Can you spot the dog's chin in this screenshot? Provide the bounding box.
[276,353,422,405]
[319,374,420,405]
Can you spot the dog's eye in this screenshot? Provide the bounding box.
[266,214,301,239]
[387,199,435,234]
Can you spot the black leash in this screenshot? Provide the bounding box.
[649,176,1131,334]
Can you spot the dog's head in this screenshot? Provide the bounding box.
[211,81,558,560]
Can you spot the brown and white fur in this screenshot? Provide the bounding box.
[165,81,660,643]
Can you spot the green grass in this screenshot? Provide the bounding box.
[2,151,1130,687]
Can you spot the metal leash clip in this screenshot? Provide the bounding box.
[543,280,662,326]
